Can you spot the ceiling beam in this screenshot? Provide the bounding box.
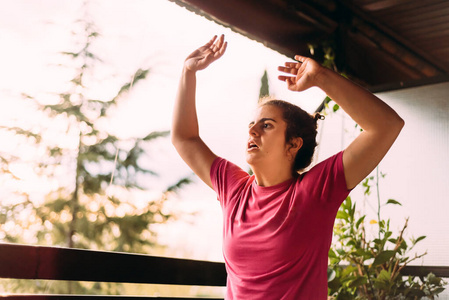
[337,0,449,74]
[361,0,410,12]
[353,18,441,77]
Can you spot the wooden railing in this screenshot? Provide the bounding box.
[0,243,448,299]
[0,243,226,299]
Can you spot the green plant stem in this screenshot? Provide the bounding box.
[376,166,381,242]
[362,263,377,300]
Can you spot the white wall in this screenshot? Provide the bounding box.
[317,81,449,269]
[377,82,449,267]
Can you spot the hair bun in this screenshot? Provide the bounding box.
[314,113,325,121]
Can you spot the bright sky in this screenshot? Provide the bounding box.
[0,0,326,260]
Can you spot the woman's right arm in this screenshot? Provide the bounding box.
[171,35,227,189]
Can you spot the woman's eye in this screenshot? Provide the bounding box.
[263,123,271,128]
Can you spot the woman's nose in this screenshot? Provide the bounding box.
[248,124,258,136]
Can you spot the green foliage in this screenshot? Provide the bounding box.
[308,36,338,72]
[308,38,350,115]
[328,172,446,299]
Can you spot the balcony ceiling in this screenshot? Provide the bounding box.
[169,0,449,91]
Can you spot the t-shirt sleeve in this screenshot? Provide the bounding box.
[301,151,351,209]
[210,157,250,205]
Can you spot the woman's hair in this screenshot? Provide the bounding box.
[260,99,323,174]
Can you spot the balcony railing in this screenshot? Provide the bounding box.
[0,243,447,299]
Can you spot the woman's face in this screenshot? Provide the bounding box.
[246,104,291,169]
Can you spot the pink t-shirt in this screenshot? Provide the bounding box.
[210,151,350,300]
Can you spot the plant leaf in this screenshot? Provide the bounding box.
[328,248,337,259]
[372,250,396,267]
[336,210,349,221]
[327,268,336,282]
[413,235,426,244]
[142,130,170,141]
[386,199,402,206]
[333,103,340,112]
[377,269,391,282]
[355,215,366,229]
[348,276,368,288]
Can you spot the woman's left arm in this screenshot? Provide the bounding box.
[279,55,404,190]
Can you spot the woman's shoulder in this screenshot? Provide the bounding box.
[211,157,251,186]
[298,151,350,204]
[299,151,345,185]
[307,151,344,173]
[211,157,248,175]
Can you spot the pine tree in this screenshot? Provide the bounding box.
[248,70,271,176]
[0,10,189,256]
[259,69,270,100]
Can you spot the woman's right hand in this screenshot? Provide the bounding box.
[278,55,324,92]
[184,35,227,72]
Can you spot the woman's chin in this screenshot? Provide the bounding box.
[245,153,260,168]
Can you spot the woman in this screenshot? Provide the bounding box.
[171,35,404,299]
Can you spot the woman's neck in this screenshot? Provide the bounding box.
[252,165,294,187]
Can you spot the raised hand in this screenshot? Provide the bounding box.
[184,35,227,72]
[277,55,323,92]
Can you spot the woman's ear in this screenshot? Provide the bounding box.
[287,137,303,158]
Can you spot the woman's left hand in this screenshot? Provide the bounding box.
[278,55,323,92]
